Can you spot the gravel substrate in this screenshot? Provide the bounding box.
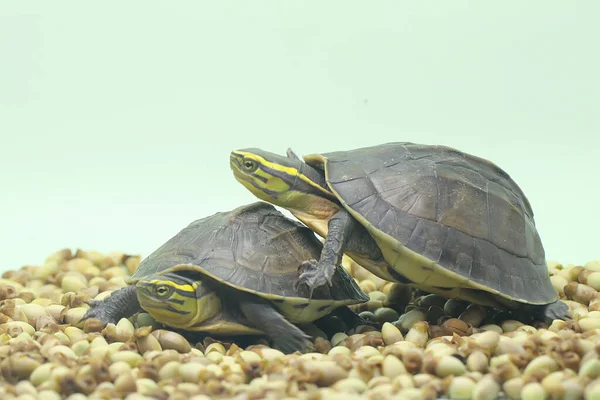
[1,248,599,400]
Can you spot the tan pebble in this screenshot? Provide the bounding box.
[60,271,88,292]
[365,383,395,398]
[71,340,90,356]
[52,331,70,345]
[466,351,488,373]
[500,320,524,332]
[111,350,143,367]
[393,373,416,389]
[3,353,42,380]
[299,352,326,361]
[548,319,567,332]
[302,360,348,386]
[585,272,600,291]
[331,332,348,346]
[516,324,537,334]
[367,376,392,389]
[15,381,37,395]
[124,394,155,400]
[579,317,600,332]
[114,374,137,395]
[136,332,162,354]
[5,321,35,336]
[254,348,284,361]
[47,344,77,360]
[405,321,429,347]
[205,342,226,354]
[108,342,127,354]
[65,395,88,400]
[15,394,36,400]
[520,382,546,400]
[359,279,377,293]
[328,346,351,357]
[109,361,132,380]
[17,303,48,326]
[135,378,159,396]
[45,304,66,322]
[471,374,500,400]
[108,276,127,287]
[396,387,423,399]
[381,322,403,345]
[556,378,581,400]
[29,363,54,386]
[102,266,127,279]
[579,359,600,379]
[523,355,558,375]
[494,336,525,356]
[550,275,569,296]
[564,281,598,305]
[63,326,86,342]
[382,354,407,378]
[237,350,262,363]
[150,330,191,353]
[354,345,380,358]
[179,363,206,382]
[114,318,135,342]
[332,377,367,393]
[503,377,524,400]
[37,390,61,400]
[425,342,456,358]
[158,360,181,380]
[448,376,476,400]
[434,355,466,377]
[63,307,88,326]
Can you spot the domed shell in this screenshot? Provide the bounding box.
[129,201,368,305]
[304,142,556,304]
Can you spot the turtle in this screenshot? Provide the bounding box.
[79,201,370,354]
[229,142,569,322]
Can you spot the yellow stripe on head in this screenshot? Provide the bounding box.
[229,148,340,213]
[135,273,221,329]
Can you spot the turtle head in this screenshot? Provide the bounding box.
[135,272,220,329]
[229,148,339,215]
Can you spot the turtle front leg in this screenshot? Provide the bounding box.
[295,209,357,297]
[238,296,313,354]
[80,285,143,326]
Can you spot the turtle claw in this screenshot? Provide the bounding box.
[80,300,118,326]
[295,259,334,297]
[273,330,314,354]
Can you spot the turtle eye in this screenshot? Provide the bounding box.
[243,159,258,172]
[155,285,170,297]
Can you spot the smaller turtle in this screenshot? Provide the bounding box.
[80,201,369,353]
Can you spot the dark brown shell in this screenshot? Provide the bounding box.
[310,142,556,304]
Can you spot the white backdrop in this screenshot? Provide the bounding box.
[1,1,598,273]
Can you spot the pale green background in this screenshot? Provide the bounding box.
[1,1,598,274]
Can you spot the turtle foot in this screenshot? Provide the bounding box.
[542,300,570,322]
[80,300,120,326]
[272,329,314,354]
[294,259,334,298]
[79,285,142,327]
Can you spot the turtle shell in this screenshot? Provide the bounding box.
[303,142,556,305]
[129,201,368,322]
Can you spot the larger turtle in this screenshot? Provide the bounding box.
[80,201,369,353]
[230,142,568,321]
